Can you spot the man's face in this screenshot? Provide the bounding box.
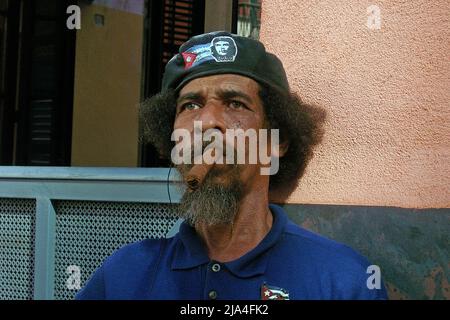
[173,74,267,225]
[174,74,266,182]
[214,41,230,56]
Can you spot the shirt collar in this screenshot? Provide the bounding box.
[171,204,288,278]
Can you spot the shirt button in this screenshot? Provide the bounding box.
[208,290,217,300]
[211,263,221,272]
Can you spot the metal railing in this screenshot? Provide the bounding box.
[0,166,183,300]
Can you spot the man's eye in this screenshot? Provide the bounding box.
[229,100,246,109]
[181,102,201,111]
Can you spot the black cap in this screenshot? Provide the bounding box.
[162,31,289,94]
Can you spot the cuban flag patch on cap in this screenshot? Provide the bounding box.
[261,283,290,300]
[181,52,197,69]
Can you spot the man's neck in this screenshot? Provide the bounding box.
[194,188,273,263]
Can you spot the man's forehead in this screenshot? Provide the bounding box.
[178,74,260,95]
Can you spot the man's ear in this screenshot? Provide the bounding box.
[277,140,289,158]
[271,139,289,158]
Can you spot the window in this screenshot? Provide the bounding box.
[140,0,205,167]
[0,0,75,166]
[236,0,261,39]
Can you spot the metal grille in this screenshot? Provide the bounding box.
[53,200,178,300]
[0,198,36,300]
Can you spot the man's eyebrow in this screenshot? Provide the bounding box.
[177,92,203,104]
[217,89,253,104]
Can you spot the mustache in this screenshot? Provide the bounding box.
[183,140,238,164]
[175,142,240,183]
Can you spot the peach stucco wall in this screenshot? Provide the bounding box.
[72,4,142,167]
[261,1,449,208]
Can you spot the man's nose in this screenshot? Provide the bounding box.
[196,101,226,134]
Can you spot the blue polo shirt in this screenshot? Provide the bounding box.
[76,204,387,300]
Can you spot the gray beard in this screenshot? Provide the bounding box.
[177,167,243,226]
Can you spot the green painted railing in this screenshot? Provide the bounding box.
[0,166,183,300]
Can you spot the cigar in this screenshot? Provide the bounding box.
[186,163,214,191]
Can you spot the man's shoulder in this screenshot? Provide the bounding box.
[103,237,177,271]
[76,237,179,300]
[277,220,387,299]
[282,221,370,269]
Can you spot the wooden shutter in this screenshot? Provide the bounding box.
[141,0,205,167]
[15,0,75,165]
[143,0,205,97]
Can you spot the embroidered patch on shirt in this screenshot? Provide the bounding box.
[261,283,290,300]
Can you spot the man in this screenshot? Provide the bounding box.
[76,31,387,300]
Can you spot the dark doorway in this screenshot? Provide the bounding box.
[0,0,76,166]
